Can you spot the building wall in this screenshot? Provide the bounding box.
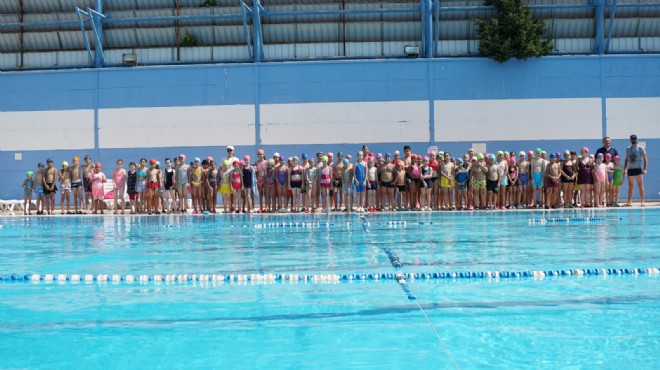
[0,55,658,200]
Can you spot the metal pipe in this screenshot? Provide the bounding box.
[253,0,264,62]
[424,0,433,58]
[434,0,440,57]
[240,1,253,60]
[75,8,94,65]
[103,13,243,25]
[262,8,419,17]
[605,0,619,53]
[94,1,104,68]
[595,0,605,55]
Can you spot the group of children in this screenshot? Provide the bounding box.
[19,142,641,215]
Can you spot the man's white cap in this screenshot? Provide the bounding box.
[227,145,234,151]
[273,152,280,157]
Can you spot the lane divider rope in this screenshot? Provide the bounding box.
[527,217,622,225]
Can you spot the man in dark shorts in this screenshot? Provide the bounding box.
[624,134,648,207]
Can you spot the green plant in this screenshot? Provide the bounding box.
[201,0,217,7]
[180,31,198,47]
[476,0,553,63]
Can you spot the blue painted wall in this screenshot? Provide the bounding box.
[1,55,658,202]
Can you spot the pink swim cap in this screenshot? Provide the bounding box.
[605,153,612,159]
[368,152,375,157]
[377,153,383,158]
[206,156,213,161]
[527,151,533,156]
[423,156,429,161]
[327,152,334,157]
[244,155,250,162]
[179,154,186,160]
[582,147,589,154]
[239,160,246,166]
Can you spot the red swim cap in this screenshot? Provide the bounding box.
[150,159,157,166]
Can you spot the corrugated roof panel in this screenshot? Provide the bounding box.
[135,27,176,47]
[128,8,176,27]
[437,40,469,56]
[382,21,419,41]
[179,7,218,27]
[549,18,595,38]
[23,32,61,51]
[180,26,215,45]
[345,3,383,22]
[136,0,174,10]
[383,40,413,55]
[346,22,381,42]
[56,50,89,65]
[638,18,660,37]
[553,38,593,53]
[0,33,21,52]
[262,24,295,43]
[264,4,341,23]
[0,14,20,23]
[640,36,660,51]
[180,46,213,62]
[607,18,639,38]
[105,28,138,48]
[296,23,339,43]
[104,0,138,11]
[0,0,20,14]
[105,10,138,28]
[295,42,338,58]
[135,47,176,63]
[0,53,19,70]
[345,41,381,57]
[211,45,251,60]
[103,48,134,64]
[214,25,247,44]
[263,43,295,59]
[22,13,79,31]
[22,51,57,69]
[58,30,88,49]
[438,20,471,40]
[609,37,641,52]
[381,2,419,22]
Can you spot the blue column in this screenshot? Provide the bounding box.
[423,0,433,58]
[95,0,104,67]
[595,0,605,55]
[253,0,264,62]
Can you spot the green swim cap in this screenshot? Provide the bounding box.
[496,151,504,156]
[322,156,328,162]
[476,153,484,160]
[534,148,542,154]
[27,171,34,177]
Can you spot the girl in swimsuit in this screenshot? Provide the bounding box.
[612,155,623,206]
[137,159,148,213]
[90,163,106,215]
[366,158,378,212]
[219,160,232,213]
[318,156,332,213]
[420,157,432,211]
[594,153,607,207]
[207,160,218,213]
[507,157,518,209]
[604,153,614,206]
[230,160,243,213]
[305,158,318,212]
[265,160,276,213]
[241,158,254,213]
[190,159,203,214]
[127,162,138,214]
[275,159,288,212]
[577,148,593,207]
[113,159,127,214]
[288,157,304,213]
[560,152,576,208]
[22,171,34,215]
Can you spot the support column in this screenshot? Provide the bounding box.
[94,0,104,67]
[423,0,433,58]
[253,0,264,62]
[595,0,605,55]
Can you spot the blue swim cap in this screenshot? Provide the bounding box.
[301,153,308,160]
[550,153,557,159]
[342,158,349,165]
[385,152,392,158]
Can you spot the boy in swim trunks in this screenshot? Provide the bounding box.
[34,162,45,215]
[341,158,355,213]
[332,152,344,211]
[544,153,561,208]
[455,159,469,210]
[470,155,487,210]
[70,156,84,214]
[485,155,499,210]
[146,159,162,214]
[43,159,58,215]
[59,161,72,214]
[175,154,189,213]
[530,148,546,208]
[83,155,94,211]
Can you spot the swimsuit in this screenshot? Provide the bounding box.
[455,170,469,190]
[518,173,529,186]
[61,183,71,193]
[577,160,593,185]
[220,172,232,195]
[165,169,175,190]
[421,166,432,188]
[319,168,331,188]
[127,171,137,196]
[24,180,34,195]
[290,167,303,189]
[190,168,202,187]
[354,163,366,192]
[277,167,287,185]
[243,167,253,189]
[265,169,275,187]
[613,167,623,186]
[90,173,105,197]
[498,163,508,186]
[44,182,57,195]
[561,163,574,183]
[231,171,242,190]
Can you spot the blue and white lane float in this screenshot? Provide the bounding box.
[527,217,621,225]
[4,268,656,285]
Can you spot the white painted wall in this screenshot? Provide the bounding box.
[434,98,603,142]
[606,97,660,140]
[98,105,255,149]
[0,109,94,151]
[260,101,429,145]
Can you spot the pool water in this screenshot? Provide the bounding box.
[0,209,659,369]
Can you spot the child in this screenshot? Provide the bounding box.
[560,151,576,208]
[255,149,268,212]
[288,156,304,213]
[90,162,106,214]
[175,154,189,213]
[318,156,332,213]
[126,162,138,214]
[496,151,508,209]
[146,159,162,214]
[353,152,367,212]
[604,153,614,206]
[440,153,455,210]
[455,159,469,210]
[162,158,175,213]
[507,156,518,209]
[470,155,488,210]
[544,154,561,209]
[59,161,72,214]
[366,157,378,212]
[420,156,433,211]
[341,158,355,213]
[113,159,127,214]
[207,159,218,214]
[219,160,232,213]
[43,159,58,215]
[393,160,407,211]
[577,148,593,207]
[136,158,148,213]
[304,158,318,213]
[22,171,34,215]
[83,155,94,211]
[611,155,623,207]
[242,157,255,213]
[230,160,243,213]
[70,156,84,214]
[517,152,530,208]
[275,155,288,212]
[530,148,545,208]
[593,153,607,208]
[189,158,203,214]
[486,155,499,210]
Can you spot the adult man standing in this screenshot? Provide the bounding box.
[596,136,618,159]
[624,134,648,207]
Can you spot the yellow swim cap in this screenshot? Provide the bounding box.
[62,161,69,166]
[223,160,229,166]
[322,156,328,162]
[476,153,484,160]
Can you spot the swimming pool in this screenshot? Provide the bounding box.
[1,209,658,368]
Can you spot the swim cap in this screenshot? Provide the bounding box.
[327,152,334,157]
[377,153,383,158]
[550,153,557,159]
[46,158,53,163]
[233,160,239,165]
[194,157,201,163]
[150,159,157,166]
[27,171,34,177]
[509,157,516,163]
[95,162,102,168]
[527,151,534,156]
[476,153,484,160]
[179,154,186,160]
[605,153,612,160]
[223,160,229,166]
[489,154,496,161]
[429,151,436,156]
[395,160,403,166]
[239,160,246,166]
[38,162,44,168]
[385,152,392,158]
[582,147,589,154]
[541,151,546,155]
[73,156,80,162]
[273,152,280,158]
[519,151,525,157]
[227,145,234,151]
[614,155,620,160]
[456,158,463,164]
[337,152,343,157]
[496,151,504,156]
[244,155,250,162]
[394,150,400,155]
[257,149,265,155]
[369,152,375,157]
[423,156,429,161]
[534,148,542,154]
[156,161,161,166]
[597,153,604,159]
[267,159,275,166]
[301,153,308,160]
[322,156,328,163]
[61,161,68,166]
[342,158,349,165]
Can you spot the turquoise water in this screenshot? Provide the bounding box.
[0,209,659,369]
